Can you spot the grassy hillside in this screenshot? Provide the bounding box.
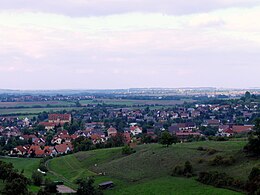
[107,176,241,195]
[0,157,41,178]
[47,141,256,194]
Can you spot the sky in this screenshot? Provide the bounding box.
[0,0,260,90]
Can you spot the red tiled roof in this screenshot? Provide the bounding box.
[176,132,201,136]
[48,114,71,121]
[232,125,253,133]
[55,143,72,153]
[39,122,56,127]
[224,128,234,134]
[15,145,29,153]
[108,127,117,133]
[91,134,101,140]
[28,145,51,156]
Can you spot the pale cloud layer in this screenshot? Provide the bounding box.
[0,1,260,89]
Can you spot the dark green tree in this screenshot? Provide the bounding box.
[159,131,177,147]
[244,118,260,156]
[76,177,102,195]
[2,178,28,195]
[32,171,43,186]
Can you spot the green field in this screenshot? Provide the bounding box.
[107,176,241,195]
[1,141,256,194]
[80,98,195,106]
[0,107,83,115]
[0,101,76,108]
[0,157,41,178]
[46,141,254,194]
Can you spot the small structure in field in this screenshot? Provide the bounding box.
[98,181,114,190]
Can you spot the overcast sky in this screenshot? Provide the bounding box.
[0,0,260,89]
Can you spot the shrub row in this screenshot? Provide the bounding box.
[208,155,235,166]
[197,171,244,189]
[172,161,193,178]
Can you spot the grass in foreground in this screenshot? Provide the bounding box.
[48,141,255,194]
[106,176,242,195]
[0,157,41,178]
[2,141,256,194]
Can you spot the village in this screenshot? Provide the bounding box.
[0,92,257,158]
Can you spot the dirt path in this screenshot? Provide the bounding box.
[57,185,76,193]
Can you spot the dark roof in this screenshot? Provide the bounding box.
[99,181,114,186]
[168,125,179,133]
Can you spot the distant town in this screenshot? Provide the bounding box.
[0,89,258,157]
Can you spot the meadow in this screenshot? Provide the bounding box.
[80,98,195,106]
[0,101,75,108]
[47,141,253,194]
[1,141,257,194]
[0,107,83,115]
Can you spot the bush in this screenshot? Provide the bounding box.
[184,161,193,176]
[197,146,205,151]
[197,171,235,188]
[32,171,43,186]
[122,145,135,155]
[38,156,52,173]
[172,165,184,176]
[172,161,193,177]
[245,167,260,194]
[209,155,235,166]
[207,148,217,155]
[197,158,205,164]
[39,164,48,172]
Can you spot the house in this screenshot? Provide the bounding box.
[168,122,196,134]
[107,127,117,137]
[20,134,37,142]
[217,125,253,136]
[91,134,105,144]
[222,128,234,137]
[232,125,253,134]
[130,126,142,136]
[204,119,220,127]
[11,145,30,156]
[28,145,52,157]
[99,181,114,190]
[51,130,76,145]
[54,143,73,155]
[48,114,71,124]
[33,138,46,146]
[39,122,56,130]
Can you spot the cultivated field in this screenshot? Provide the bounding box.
[80,98,195,106]
[0,101,75,108]
[0,107,83,115]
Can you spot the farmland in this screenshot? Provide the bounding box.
[0,107,83,115]
[80,98,195,106]
[0,101,76,108]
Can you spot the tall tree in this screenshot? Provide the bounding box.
[244,118,260,156]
